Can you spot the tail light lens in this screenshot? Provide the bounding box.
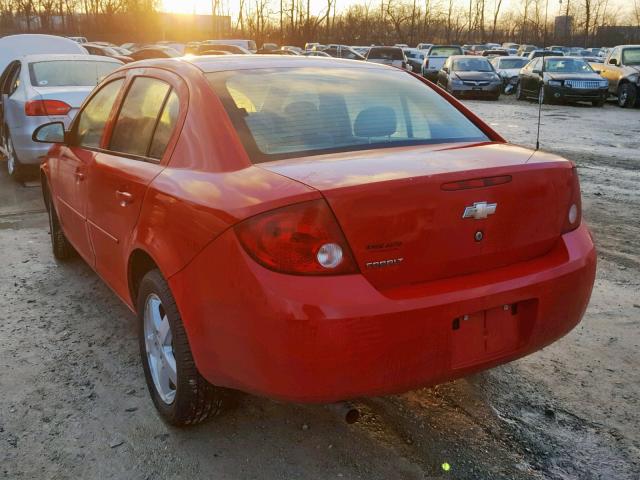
[561,166,582,234]
[423,58,429,69]
[234,199,358,275]
[25,100,72,116]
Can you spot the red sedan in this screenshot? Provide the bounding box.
[34,56,596,426]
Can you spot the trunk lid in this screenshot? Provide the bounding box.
[262,142,575,290]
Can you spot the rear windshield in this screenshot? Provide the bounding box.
[206,67,488,163]
[429,47,463,57]
[622,48,640,65]
[498,58,529,69]
[368,48,404,60]
[29,60,120,87]
[453,58,493,72]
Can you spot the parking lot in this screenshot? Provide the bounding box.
[1,96,639,480]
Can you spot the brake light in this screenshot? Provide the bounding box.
[424,58,429,68]
[561,166,582,234]
[234,199,358,275]
[25,100,71,116]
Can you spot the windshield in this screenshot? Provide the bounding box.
[207,67,488,163]
[429,47,462,57]
[622,48,640,65]
[368,48,404,60]
[499,58,528,69]
[29,60,120,87]
[453,58,493,72]
[545,58,593,73]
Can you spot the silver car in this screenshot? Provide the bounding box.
[0,54,122,178]
[436,55,503,100]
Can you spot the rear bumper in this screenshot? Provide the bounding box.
[10,127,50,165]
[170,223,596,403]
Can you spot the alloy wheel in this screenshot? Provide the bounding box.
[144,293,177,404]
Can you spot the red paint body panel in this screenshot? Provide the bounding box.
[40,57,597,403]
[170,223,595,402]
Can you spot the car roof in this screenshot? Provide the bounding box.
[23,53,122,63]
[184,55,391,73]
[449,55,489,60]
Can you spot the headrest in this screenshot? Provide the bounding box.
[354,106,397,138]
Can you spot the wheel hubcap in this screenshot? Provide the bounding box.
[6,139,15,175]
[620,89,627,104]
[144,294,177,404]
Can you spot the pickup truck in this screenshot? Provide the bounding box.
[592,44,640,108]
[422,45,464,81]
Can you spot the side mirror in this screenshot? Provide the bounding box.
[594,69,601,74]
[532,68,542,74]
[32,122,66,144]
[608,58,618,66]
[442,67,449,73]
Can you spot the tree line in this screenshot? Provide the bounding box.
[0,0,638,47]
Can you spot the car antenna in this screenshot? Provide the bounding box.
[536,0,550,151]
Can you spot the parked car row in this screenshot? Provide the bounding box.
[3,34,637,181]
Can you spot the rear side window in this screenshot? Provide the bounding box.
[75,79,124,148]
[149,91,180,159]
[109,77,175,158]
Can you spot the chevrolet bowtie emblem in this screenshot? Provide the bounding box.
[462,201,497,220]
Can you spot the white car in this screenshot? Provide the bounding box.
[490,55,530,91]
[365,46,408,70]
[0,54,122,178]
[0,34,87,79]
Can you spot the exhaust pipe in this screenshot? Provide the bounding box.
[326,402,360,424]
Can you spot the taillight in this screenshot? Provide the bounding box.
[561,166,582,234]
[424,58,429,69]
[234,199,358,275]
[25,100,71,116]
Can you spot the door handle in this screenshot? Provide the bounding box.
[116,190,133,207]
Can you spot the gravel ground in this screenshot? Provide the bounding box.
[1,96,638,480]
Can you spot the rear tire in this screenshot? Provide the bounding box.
[617,83,637,108]
[516,81,524,100]
[46,189,75,260]
[5,133,25,181]
[137,269,224,426]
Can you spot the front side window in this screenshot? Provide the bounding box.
[75,79,124,148]
[207,67,488,163]
[29,61,120,87]
[109,77,172,158]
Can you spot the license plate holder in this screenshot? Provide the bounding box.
[451,304,521,369]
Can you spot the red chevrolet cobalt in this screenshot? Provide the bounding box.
[34,56,596,426]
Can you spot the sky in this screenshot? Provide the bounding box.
[160,0,583,21]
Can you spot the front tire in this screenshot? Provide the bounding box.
[617,83,637,108]
[516,81,524,100]
[138,269,224,426]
